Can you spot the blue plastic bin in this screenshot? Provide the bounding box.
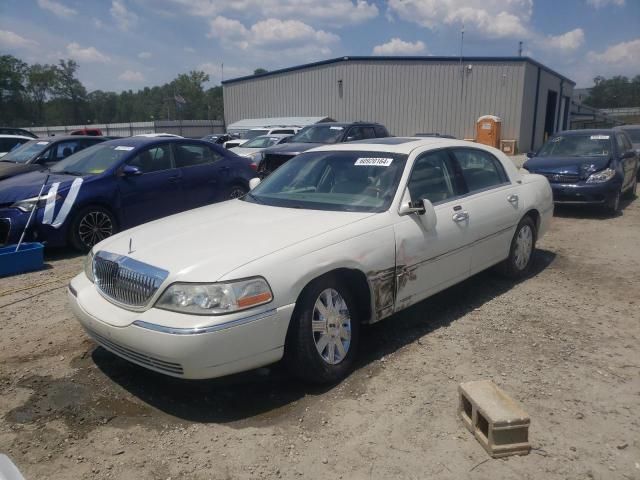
[0,242,45,277]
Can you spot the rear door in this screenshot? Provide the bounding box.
[118,143,183,227]
[449,148,522,274]
[173,141,227,208]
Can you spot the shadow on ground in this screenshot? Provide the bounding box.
[86,249,556,425]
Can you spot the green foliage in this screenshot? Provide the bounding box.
[253,68,268,75]
[0,54,225,127]
[584,75,640,109]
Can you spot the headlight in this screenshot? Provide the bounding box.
[586,168,615,184]
[156,277,273,315]
[11,193,61,212]
[84,250,95,282]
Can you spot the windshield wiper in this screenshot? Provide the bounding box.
[245,192,264,204]
[53,170,82,176]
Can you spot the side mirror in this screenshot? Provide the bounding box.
[120,165,142,177]
[249,177,261,190]
[526,151,535,158]
[399,198,437,231]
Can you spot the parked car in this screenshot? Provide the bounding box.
[0,136,107,181]
[224,127,300,149]
[0,127,37,138]
[258,121,390,177]
[614,125,640,179]
[0,137,255,251]
[134,133,183,138]
[201,134,233,145]
[70,128,103,136]
[229,134,292,165]
[68,137,552,383]
[0,134,32,158]
[523,129,638,214]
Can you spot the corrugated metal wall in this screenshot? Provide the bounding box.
[224,59,529,146]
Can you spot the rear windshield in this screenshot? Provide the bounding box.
[1,140,50,163]
[537,134,612,157]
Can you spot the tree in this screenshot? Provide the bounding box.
[26,64,58,123]
[584,75,640,109]
[51,59,87,123]
[0,55,28,125]
[254,68,268,75]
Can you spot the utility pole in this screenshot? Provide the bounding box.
[459,24,465,99]
[518,41,523,57]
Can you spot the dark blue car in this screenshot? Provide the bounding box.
[523,129,638,214]
[0,137,256,251]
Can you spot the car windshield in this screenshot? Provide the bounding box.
[49,143,131,175]
[243,129,270,140]
[243,136,280,148]
[623,128,640,143]
[288,125,345,144]
[1,140,50,163]
[537,134,612,157]
[243,150,407,213]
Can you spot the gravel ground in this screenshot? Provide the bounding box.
[0,193,639,480]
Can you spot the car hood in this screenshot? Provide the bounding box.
[0,170,81,204]
[523,155,610,175]
[263,142,321,156]
[95,199,375,282]
[0,162,41,181]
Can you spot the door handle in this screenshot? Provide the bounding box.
[452,211,469,222]
[507,194,519,203]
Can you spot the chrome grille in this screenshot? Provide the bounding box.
[542,173,580,183]
[93,251,169,308]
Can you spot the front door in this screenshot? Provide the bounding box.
[394,148,472,309]
[118,143,182,228]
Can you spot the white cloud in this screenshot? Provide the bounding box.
[537,28,585,52]
[111,0,138,31]
[587,38,640,67]
[118,70,145,82]
[586,0,624,7]
[168,0,377,27]
[208,16,339,51]
[0,30,39,49]
[138,51,152,59]
[387,0,533,38]
[373,38,427,55]
[66,42,111,63]
[37,0,77,18]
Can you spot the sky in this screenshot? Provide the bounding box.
[1,0,639,91]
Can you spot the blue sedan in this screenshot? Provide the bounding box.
[523,129,638,214]
[0,137,256,251]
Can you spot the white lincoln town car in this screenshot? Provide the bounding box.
[69,137,553,383]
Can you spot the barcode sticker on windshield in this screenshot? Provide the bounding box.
[115,146,135,151]
[36,141,49,145]
[355,157,394,166]
[590,135,609,140]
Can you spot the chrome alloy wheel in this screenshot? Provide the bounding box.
[312,288,352,365]
[513,224,533,270]
[78,211,114,248]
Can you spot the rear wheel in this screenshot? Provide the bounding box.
[496,216,536,279]
[285,276,360,384]
[69,206,117,252]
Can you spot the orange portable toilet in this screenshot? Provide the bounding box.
[476,115,502,148]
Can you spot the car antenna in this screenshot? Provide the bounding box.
[15,174,50,252]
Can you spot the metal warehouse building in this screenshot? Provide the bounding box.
[222,56,575,152]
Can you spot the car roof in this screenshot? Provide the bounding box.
[32,135,106,142]
[101,137,207,147]
[253,133,292,138]
[0,134,33,140]
[308,137,488,155]
[553,129,615,136]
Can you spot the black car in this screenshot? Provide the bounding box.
[0,127,37,139]
[258,122,390,177]
[201,134,233,145]
[523,129,638,214]
[0,136,108,181]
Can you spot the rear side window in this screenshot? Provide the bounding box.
[128,144,173,173]
[174,143,221,168]
[452,148,508,193]
[374,126,389,137]
[407,150,457,204]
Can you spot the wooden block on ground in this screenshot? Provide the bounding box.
[459,380,531,458]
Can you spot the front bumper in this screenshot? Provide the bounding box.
[0,207,68,247]
[549,181,620,205]
[68,273,294,379]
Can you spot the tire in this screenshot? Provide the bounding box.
[606,189,621,215]
[227,184,248,199]
[69,205,117,252]
[623,177,637,200]
[496,216,537,280]
[284,275,360,384]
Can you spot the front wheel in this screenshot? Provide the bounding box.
[623,177,637,200]
[284,276,360,384]
[69,206,117,252]
[496,216,536,279]
[606,190,621,215]
[227,184,248,199]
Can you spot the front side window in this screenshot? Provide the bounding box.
[623,128,640,143]
[243,150,408,212]
[53,140,82,161]
[128,144,173,173]
[538,134,612,157]
[174,143,219,168]
[452,148,508,193]
[407,150,457,204]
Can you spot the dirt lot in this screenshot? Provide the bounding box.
[1,196,639,480]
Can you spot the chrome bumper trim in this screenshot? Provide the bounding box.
[132,308,278,335]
